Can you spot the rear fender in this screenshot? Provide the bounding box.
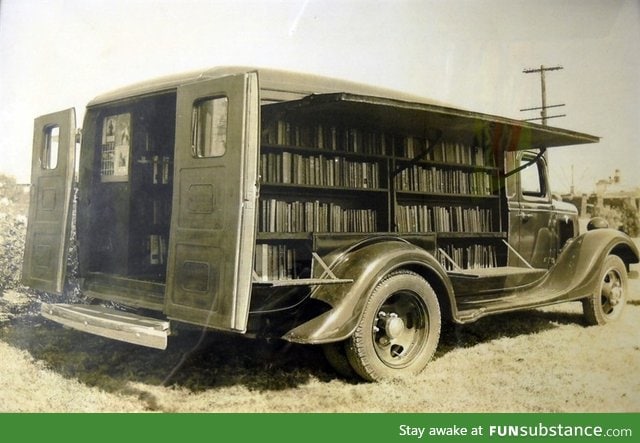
[543,228,639,299]
[282,237,453,344]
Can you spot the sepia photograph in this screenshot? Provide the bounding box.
[1,0,639,422]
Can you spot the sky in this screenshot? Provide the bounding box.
[0,0,638,194]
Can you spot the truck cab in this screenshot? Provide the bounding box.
[507,150,578,269]
[23,67,638,381]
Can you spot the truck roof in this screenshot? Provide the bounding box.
[88,66,436,107]
[88,66,599,150]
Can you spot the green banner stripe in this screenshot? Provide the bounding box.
[1,413,637,442]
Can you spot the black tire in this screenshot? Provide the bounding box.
[582,255,627,325]
[345,270,441,381]
[322,341,357,379]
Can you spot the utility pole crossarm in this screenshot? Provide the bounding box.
[523,65,564,74]
[521,65,565,125]
[520,103,565,112]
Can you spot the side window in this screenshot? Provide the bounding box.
[41,125,60,170]
[192,96,228,158]
[520,155,547,199]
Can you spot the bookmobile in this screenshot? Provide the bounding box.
[23,67,638,381]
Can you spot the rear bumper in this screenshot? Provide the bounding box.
[41,303,170,350]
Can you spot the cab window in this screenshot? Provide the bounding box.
[520,154,548,199]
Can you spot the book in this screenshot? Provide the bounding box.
[254,243,299,280]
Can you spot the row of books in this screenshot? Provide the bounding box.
[402,137,492,167]
[262,120,387,155]
[254,243,300,281]
[395,165,493,196]
[260,152,381,189]
[438,244,498,271]
[259,199,378,233]
[396,204,494,233]
[261,119,494,168]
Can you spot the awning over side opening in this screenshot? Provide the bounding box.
[263,92,599,152]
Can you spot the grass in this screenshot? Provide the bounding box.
[1,292,639,412]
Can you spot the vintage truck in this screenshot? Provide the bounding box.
[23,67,638,381]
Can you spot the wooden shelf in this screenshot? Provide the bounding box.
[395,190,499,199]
[261,143,390,160]
[260,182,388,193]
[394,158,499,172]
[256,232,313,241]
[436,232,506,239]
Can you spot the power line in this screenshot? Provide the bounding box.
[521,65,565,125]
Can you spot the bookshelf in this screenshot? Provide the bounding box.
[393,134,504,272]
[255,111,506,283]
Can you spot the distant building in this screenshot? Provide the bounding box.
[562,169,639,220]
[593,169,639,211]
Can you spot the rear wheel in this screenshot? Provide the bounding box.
[582,255,627,325]
[345,270,441,381]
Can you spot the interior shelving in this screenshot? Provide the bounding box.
[84,93,176,283]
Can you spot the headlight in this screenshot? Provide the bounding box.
[587,217,609,231]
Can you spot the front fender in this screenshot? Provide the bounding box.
[543,228,639,300]
[282,237,453,344]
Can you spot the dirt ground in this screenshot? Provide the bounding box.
[1,268,639,413]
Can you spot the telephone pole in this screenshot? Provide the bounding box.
[521,65,565,125]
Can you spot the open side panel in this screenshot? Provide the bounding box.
[268,93,599,150]
[164,72,259,332]
[22,109,76,294]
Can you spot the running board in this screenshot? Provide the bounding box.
[41,303,170,350]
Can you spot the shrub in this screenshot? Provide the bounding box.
[0,173,23,203]
[592,202,640,237]
[618,201,640,237]
[0,210,27,291]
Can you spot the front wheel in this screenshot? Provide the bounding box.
[345,270,441,381]
[582,255,628,325]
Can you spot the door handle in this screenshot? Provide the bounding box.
[518,212,532,221]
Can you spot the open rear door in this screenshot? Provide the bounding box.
[165,72,259,332]
[22,109,76,294]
